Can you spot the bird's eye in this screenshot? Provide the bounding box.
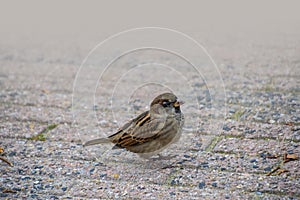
[162,101,171,107]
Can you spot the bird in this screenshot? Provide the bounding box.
[83,92,184,159]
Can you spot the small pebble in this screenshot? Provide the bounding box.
[99,119,108,127]
[113,173,119,179]
[260,152,272,158]
[21,176,31,181]
[183,154,191,158]
[176,161,184,165]
[8,151,16,156]
[220,157,226,161]
[200,162,209,168]
[34,165,44,169]
[13,187,21,192]
[198,181,206,189]
[94,162,102,166]
[193,82,204,87]
[0,193,8,198]
[244,129,256,134]
[137,185,145,190]
[73,171,80,176]
[264,167,272,172]
[93,105,98,110]
[34,183,44,190]
[269,119,275,124]
[169,192,176,196]
[229,108,236,114]
[100,173,107,178]
[287,150,294,154]
[223,125,231,131]
[170,180,176,185]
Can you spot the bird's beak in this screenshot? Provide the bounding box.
[173,100,184,108]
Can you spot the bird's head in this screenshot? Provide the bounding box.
[150,92,184,116]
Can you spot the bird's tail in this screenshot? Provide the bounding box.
[83,138,111,147]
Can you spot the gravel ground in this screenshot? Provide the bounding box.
[1,3,300,199]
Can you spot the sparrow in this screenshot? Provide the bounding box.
[83,92,184,159]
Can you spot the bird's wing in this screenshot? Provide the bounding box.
[108,111,171,148]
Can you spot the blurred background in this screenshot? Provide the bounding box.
[0,0,299,66]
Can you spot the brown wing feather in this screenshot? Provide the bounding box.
[108,111,170,148]
[108,111,151,147]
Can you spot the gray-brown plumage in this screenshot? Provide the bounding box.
[83,92,184,158]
